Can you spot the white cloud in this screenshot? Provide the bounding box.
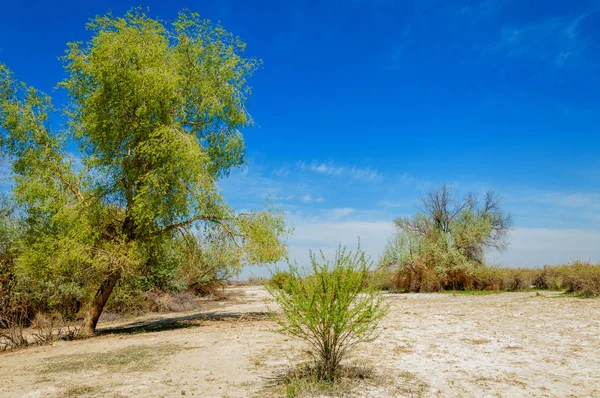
[298,160,382,182]
[240,213,396,278]
[329,207,355,219]
[300,194,313,203]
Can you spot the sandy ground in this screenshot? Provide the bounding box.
[0,287,599,397]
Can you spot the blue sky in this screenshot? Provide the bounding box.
[1,0,599,275]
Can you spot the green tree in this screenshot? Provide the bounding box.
[0,8,287,336]
[381,184,511,291]
[265,246,388,381]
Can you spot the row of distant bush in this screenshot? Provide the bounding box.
[269,261,600,298]
[370,261,600,297]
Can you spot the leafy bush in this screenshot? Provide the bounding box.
[265,246,388,381]
[267,270,293,292]
[561,262,600,297]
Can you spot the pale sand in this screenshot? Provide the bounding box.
[0,287,598,397]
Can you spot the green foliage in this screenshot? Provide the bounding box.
[268,270,293,292]
[59,8,261,237]
[0,8,288,332]
[381,185,511,291]
[265,245,388,381]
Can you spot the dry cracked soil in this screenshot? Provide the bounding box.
[1,287,599,397]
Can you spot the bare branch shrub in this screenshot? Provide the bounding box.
[0,296,29,351]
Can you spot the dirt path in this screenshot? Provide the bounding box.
[1,287,599,397]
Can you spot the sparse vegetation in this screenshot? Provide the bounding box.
[40,344,184,374]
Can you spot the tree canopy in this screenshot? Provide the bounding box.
[381,184,511,291]
[0,8,288,335]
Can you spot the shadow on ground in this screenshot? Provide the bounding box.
[96,311,272,335]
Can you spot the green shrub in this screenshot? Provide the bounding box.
[268,270,293,292]
[265,246,388,381]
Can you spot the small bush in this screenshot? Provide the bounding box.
[561,262,600,297]
[143,290,202,313]
[265,245,388,381]
[104,287,210,317]
[499,268,535,291]
[268,271,293,292]
[0,261,29,350]
[380,263,444,293]
[471,267,503,290]
[366,269,399,292]
[0,299,29,351]
[532,266,563,290]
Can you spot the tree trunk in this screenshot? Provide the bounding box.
[78,271,120,337]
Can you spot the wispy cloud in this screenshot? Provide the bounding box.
[297,160,382,182]
[524,191,600,210]
[329,207,355,219]
[276,194,296,201]
[300,194,313,203]
[496,8,599,66]
[300,194,324,204]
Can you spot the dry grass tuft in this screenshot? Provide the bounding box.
[60,385,100,397]
[394,343,415,354]
[462,338,491,345]
[266,361,380,397]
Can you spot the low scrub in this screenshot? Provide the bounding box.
[378,261,600,297]
[559,262,600,297]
